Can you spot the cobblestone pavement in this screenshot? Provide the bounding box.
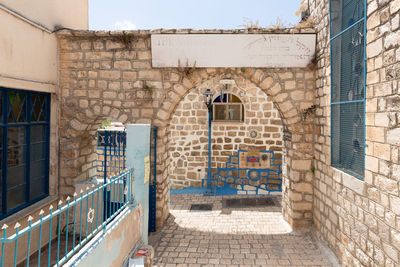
[149,194,338,267]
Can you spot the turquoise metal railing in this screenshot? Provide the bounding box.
[0,168,133,267]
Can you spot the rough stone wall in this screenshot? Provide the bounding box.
[309,0,400,265]
[168,76,283,189]
[57,28,316,229]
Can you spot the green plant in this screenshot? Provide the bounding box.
[99,119,111,129]
[240,67,246,73]
[310,165,315,174]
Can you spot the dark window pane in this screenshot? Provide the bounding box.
[8,146,26,167]
[228,105,241,121]
[31,94,47,122]
[331,21,364,103]
[31,143,45,160]
[214,104,226,120]
[30,160,45,180]
[0,128,2,148]
[330,0,364,37]
[8,127,26,146]
[31,125,46,143]
[213,95,223,103]
[213,93,242,104]
[8,92,26,123]
[7,165,26,189]
[7,186,26,211]
[231,95,241,103]
[30,177,46,200]
[332,102,364,177]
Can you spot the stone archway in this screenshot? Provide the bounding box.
[57,32,315,230]
[167,75,284,190]
[153,68,315,229]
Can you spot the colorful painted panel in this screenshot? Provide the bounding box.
[202,150,282,196]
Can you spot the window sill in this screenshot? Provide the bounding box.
[0,195,58,226]
[212,121,244,124]
[331,167,366,195]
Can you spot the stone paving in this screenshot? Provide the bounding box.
[149,194,338,267]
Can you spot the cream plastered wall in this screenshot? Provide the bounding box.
[0,2,87,263]
[0,0,88,91]
[0,8,58,90]
[0,0,88,31]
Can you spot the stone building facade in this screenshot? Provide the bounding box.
[168,76,284,189]
[306,0,400,265]
[57,28,316,229]
[55,0,400,264]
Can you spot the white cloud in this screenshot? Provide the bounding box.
[111,20,137,30]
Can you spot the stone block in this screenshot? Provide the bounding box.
[284,81,296,90]
[259,77,275,89]
[138,51,151,60]
[292,202,312,210]
[384,31,400,49]
[114,60,132,69]
[123,71,137,80]
[342,171,366,195]
[105,40,124,49]
[367,11,380,30]
[366,126,385,142]
[291,160,311,171]
[387,128,400,146]
[293,182,312,193]
[99,70,120,79]
[132,61,151,69]
[85,51,113,60]
[138,70,161,80]
[374,112,389,127]
[373,143,391,161]
[366,38,382,57]
[390,195,400,215]
[382,242,399,263]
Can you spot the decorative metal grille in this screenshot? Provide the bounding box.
[330,0,366,179]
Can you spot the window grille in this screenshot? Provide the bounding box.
[212,93,244,122]
[0,88,50,219]
[330,0,366,179]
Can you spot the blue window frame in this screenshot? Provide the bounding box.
[330,0,366,179]
[0,87,50,219]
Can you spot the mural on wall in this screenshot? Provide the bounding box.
[203,149,282,196]
[167,76,284,190]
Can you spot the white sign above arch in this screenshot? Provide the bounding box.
[151,34,316,68]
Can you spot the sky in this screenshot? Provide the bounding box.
[89,0,301,30]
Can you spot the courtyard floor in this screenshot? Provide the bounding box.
[149,194,339,267]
